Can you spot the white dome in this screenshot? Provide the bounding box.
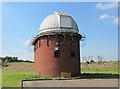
[39,12,79,34]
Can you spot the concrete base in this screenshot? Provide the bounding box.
[22,79,118,87]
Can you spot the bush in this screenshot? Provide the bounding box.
[2,59,8,67]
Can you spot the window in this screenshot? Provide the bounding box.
[70,41,72,46]
[55,47,58,50]
[54,47,60,57]
[54,50,60,57]
[47,39,49,47]
[71,51,75,57]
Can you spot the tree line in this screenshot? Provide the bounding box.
[0,56,18,62]
[0,56,33,67]
[82,55,104,64]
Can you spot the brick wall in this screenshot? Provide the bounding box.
[34,35,81,77]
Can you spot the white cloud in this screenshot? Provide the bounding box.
[96,2,118,10]
[18,55,34,61]
[24,40,31,45]
[99,14,114,19]
[99,14,118,25]
[99,14,109,19]
[114,17,118,24]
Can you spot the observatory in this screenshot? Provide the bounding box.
[32,12,82,77]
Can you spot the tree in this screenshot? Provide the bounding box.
[12,57,18,61]
[3,56,12,62]
[2,59,8,67]
[97,56,104,63]
[82,57,87,63]
[88,55,93,63]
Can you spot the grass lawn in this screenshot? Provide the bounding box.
[2,61,119,87]
[2,72,31,87]
[2,72,51,87]
[2,62,51,87]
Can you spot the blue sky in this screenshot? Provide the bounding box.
[1,2,118,61]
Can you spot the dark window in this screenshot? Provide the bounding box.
[71,51,75,57]
[47,39,49,47]
[54,50,60,57]
[70,41,73,46]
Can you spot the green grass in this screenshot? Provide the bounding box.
[2,72,28,87]
[2,61,119,87]
[2,62,51,87]
[22,74,51,80]
[2,72,51,87]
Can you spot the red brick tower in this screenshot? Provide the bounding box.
[32,12,82,77]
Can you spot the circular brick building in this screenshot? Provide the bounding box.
[32,12,82,77]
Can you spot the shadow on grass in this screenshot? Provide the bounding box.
[79,73,119,79]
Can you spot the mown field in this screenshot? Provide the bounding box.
[81,62,119,74]
[2,61,119,87]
